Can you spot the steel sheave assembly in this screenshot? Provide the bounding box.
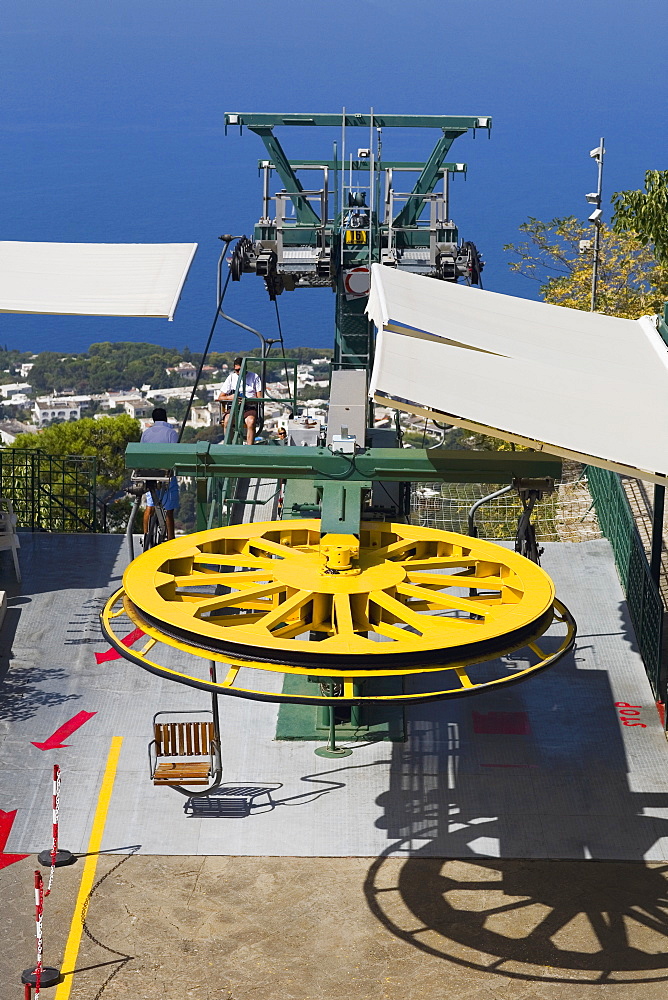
[101,519,575,705]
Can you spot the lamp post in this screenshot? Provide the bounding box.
[586,139,605,311]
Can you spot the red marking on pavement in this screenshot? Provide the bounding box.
[31,711,97,750]
[0,810,29,869]
[614,702,647,728]
[95,627,145,663]
[472,711,531,736]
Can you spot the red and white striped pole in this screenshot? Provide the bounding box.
[38,765,74,876]
[34,871,43,998]
[21,871,59,994]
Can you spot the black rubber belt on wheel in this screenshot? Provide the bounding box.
[124,597,556,672]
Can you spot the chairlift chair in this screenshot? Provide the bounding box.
[149,710,222,794]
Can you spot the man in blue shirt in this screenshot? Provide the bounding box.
[140,408,179,539]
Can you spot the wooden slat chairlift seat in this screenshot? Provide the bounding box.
[149,711,221,789]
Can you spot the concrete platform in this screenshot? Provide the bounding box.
[1,534,667,862]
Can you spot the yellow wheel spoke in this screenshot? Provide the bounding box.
[271,620,319,639]
[173,570,271,588]
[370,590,442,634]
[192,582,286,617]
[398,556,479,570]
[371,621,424,644]
[208,612,267,626]
[382,538,422,558]
[397,583,492,617]
[192,553,267,568]
[253,589,314,631]
[245,537,304,560]
[333,593,356,635]
[405,571,508,589]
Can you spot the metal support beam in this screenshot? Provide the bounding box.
[320,481,371,534]
[250,127,321,226]
[257,159,468,173]
[126,443,561,484]
[227,113,488,130]
[392,131,465,230]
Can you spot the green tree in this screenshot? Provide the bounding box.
[612,170,668,263]
[11,414,140,491]
[504,216,668,318]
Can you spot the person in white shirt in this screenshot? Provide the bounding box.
[217,356,262,445]
[140,408,179,539]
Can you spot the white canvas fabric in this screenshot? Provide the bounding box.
[0,241,197,319]
[367,264,668,484]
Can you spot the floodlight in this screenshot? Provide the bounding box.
[585,192,600,204]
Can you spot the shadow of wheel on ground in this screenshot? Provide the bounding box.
[365,853,668,984]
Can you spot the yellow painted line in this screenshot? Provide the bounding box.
[55,736,123,1000]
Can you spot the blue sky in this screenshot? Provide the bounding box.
[1,0,667,355]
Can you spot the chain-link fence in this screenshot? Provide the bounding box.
[411,473,602,543]
[587,464,664,702]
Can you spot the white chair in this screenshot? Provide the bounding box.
[0,497,21,583]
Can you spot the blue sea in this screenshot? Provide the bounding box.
[3,1,665,358]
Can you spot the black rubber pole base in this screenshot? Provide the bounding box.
[21,967,61,987]
[37,849,76,868]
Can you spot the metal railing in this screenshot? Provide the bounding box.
[587,465,664,702]
[0,448,103,533]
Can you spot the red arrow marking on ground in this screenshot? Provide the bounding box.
[95,627,145,664]
[31,711,97,750]
[0,810,29,869]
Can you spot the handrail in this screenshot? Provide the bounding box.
[0,446,101,532]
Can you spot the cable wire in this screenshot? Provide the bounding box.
[177,247,234,443]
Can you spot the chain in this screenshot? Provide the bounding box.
[81,848,139,1000]
[45,769,61,896]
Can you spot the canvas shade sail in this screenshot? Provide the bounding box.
[0,241,197,320]
[367,264,668,485]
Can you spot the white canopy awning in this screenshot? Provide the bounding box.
[0,241,198,320]
[367,264,668,484]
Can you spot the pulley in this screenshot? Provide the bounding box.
[101,520,576,706]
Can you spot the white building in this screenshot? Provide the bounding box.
[188,401,222,429]
[145,386,193,402]
[166,362,197,381]
[1,382,32,398]
[123,398,152,420]
[100,391,144,411]
[0,419,37,444]
[3,394,33,409]
[33,399,81,425]
[19,362,35,379]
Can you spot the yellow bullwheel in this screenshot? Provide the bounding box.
[101,520,576,705]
